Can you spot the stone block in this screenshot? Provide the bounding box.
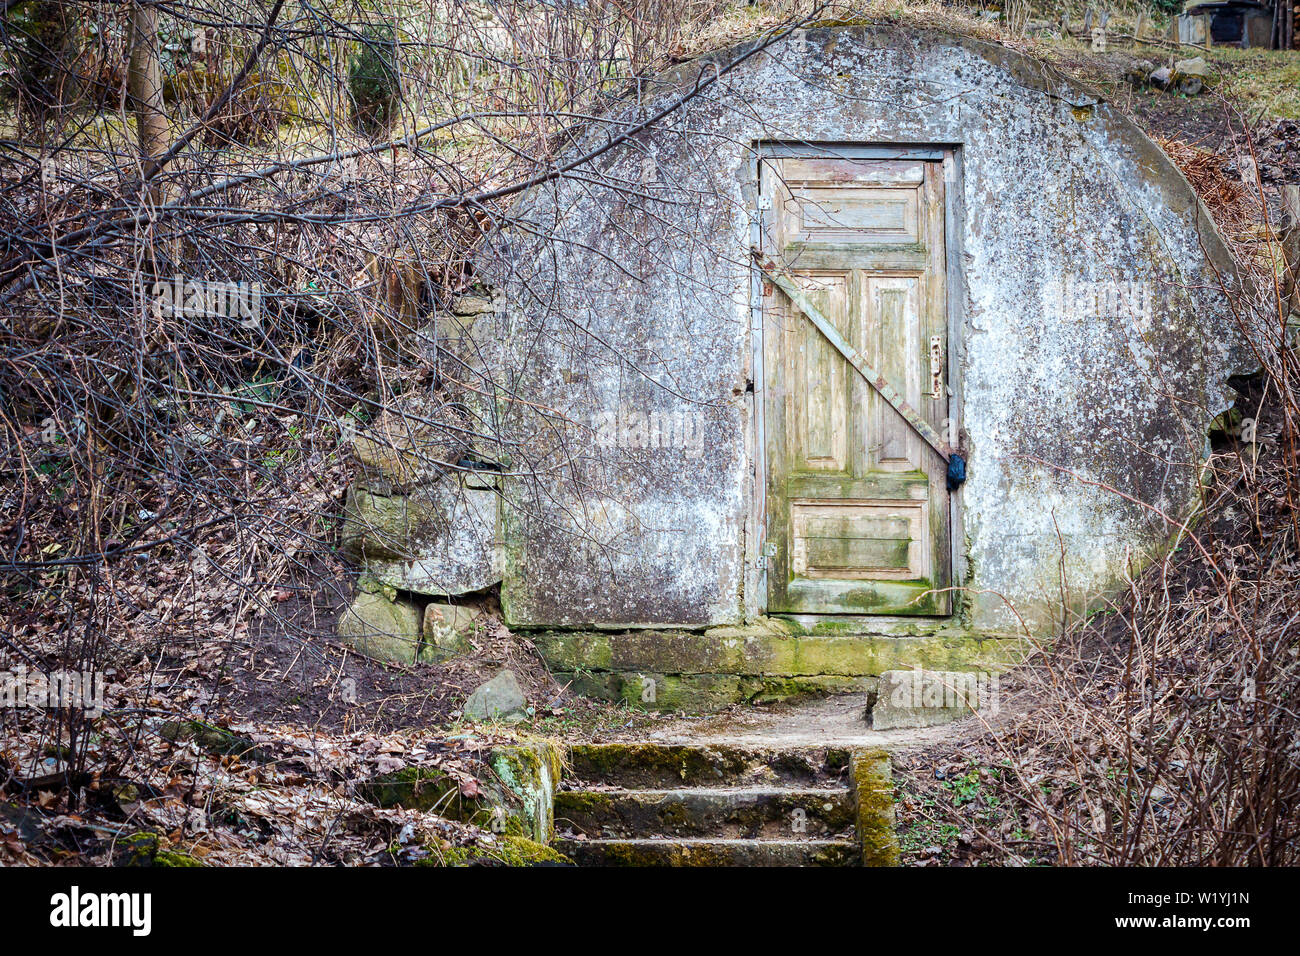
[871,669,984,730]
[337,590,422,664]
[554,669,876,712]
[420,602,477,662]
[343,479,501,597]
[535,628,1025,679]
[347,391,470,492]
[464,669,527,722]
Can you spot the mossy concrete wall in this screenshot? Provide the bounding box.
[537,624,1023,710]
[460,24,1251,636]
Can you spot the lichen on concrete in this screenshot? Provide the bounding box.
[487,741,562,842]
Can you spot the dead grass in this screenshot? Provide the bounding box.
[899,406,1300,866]
[1214,48,1300,122]
[1157,136,1262,239]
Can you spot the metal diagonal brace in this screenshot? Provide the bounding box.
[753,248,953,462]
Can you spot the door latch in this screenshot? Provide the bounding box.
[929,335,943,400]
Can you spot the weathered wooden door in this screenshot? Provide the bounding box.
[761,154,952,615]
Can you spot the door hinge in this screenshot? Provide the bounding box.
[756,195,772,211]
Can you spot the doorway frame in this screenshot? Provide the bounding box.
[745,141,969,625]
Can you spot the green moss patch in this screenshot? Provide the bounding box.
[850,749,901,867]
[361,742,561,843]
[159,719,269,763]
[118,832,204,868]
[418,834,571,867]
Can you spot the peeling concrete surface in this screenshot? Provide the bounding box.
[464,25,1251,635]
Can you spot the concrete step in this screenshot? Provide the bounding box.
[555,836,860,867]
[566,743,850,789]
[556,786,854,840]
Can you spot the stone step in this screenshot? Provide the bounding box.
[556,669,877,712]
[556,786,854,840]
[566,743,850,790]
[555,837,859,867]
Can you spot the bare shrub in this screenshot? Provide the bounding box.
[0,0,814,817]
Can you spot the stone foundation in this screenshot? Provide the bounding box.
[536,624,1025,711]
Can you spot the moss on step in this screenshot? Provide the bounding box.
[568,743,844,788]
[361,742,562,842]
[119,832,203,867]
[556,669,877,712]
[588,841,735,867]
[537,628,1024,695]
[159,719,268,762]
[419,834,571,867]
[558,838,858,867]
[556,786,856,838]
[553,789,618,818]
[850,749,901,867]
[569,743,750,785]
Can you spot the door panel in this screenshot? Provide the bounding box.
[762,154,952,616]
[790,499,927,580]
[793,187,919,243]
[869,276,923,470]
[785,273,850,472]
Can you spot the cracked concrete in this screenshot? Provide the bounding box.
[624,692,1006,750]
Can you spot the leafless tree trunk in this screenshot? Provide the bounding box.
[127,0,167,201]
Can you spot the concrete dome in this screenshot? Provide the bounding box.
[439,24,1249,646]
